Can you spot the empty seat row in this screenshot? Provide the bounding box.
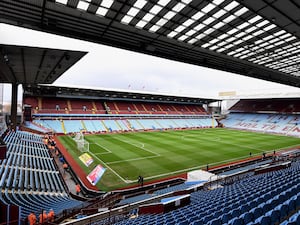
[111,161,300,225]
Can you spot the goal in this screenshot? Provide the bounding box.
[74,132,89,152]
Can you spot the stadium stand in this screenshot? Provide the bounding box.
[61,160,300,225]
[229,99,300,113]
[23,96,215,134]
[222,98,300,137]
[24,97,208,116]
[0,130,84,221]
[30,117,215,134]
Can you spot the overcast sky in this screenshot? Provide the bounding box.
[1,23,299,102]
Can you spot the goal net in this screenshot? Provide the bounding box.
[74,132,89,152]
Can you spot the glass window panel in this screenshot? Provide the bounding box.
[227,51,236,55]
[288,47,297,51]
[252,30,264,36]
[248,15,261,24]
[233,40,243,45]
[218,41,227,46]
[192,11,205,20]
[121,15,133,24]
[101,0,114,8]
[143,13,155,22]
[234,7,248,16]
[273,30,286,36]
[262,35,273,41]
[269,38,280,43]
[228,28,238,34]
[150,5,163,14]
[127,7,140,16]
[175,25,186,32]
[178,35,189,41]
[219,33,229,39]
[242,35,253,41]
[263,24,276,31]
[56,0,68,4]
[201,3,215,13]
[209,38,219,44]
[237,22,249,30]
[167,31,178,38]
[183,19,195,27]
[235,32,246,38]
[173,2,186,12]
[157,0,171,7]
[217,47,226,52]
[77,1,89,10]
[204,28,215,34]
[195,33,207,39]
[239,55,248,59]
[213,9,227,18]
[285,36,296,42]
[245,26,256,33]
[224,1,239,11]
[209,45,219,50]
[134,0,147,9]
[203,17,215,25]
[186,29,197,36]
[274,40,285,46]
[96,7,109,16]
[242,49,250,54]
[259,42,268,47]
[188,38,198,44]
[256,20,269,27]
[265,44,275,49]
[223,15,236,23]
[202,43,211,48]
[149,25,161,32]
[226,37,236,42]
[136,20,147,28]
[213,0,225,5]
[194,23,205,31]
[225,43,234,49]
[213,22,225,29]
[182,0,192,4]
[156,18,168,26]
[279,33,291,39]
[164,11,176,20]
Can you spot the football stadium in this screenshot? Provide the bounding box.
[1,0,300,225]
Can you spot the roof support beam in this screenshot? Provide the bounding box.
[21,48,27,84]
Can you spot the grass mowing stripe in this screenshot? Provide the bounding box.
[59,128,300,191]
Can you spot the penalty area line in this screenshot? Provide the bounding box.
[93,143,112,153]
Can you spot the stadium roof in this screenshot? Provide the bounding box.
[23,84,218,104]
[0,44,87,84]
[1,0,300,87]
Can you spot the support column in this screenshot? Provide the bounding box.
[10,83,18,130]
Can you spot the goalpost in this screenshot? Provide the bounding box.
[74,132,89,152]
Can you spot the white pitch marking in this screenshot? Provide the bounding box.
[106,155,160,165]
[111,136,160,156]
[87,151,131,183]
[93,143,112,153]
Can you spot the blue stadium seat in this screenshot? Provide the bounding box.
[228,217,243,225]
[288,211,300,224]
[254,215,271,225]
[241,212,254,224]
[190,220,203,225]
[207,218,221,225]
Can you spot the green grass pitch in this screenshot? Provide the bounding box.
[58,128,300,191]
